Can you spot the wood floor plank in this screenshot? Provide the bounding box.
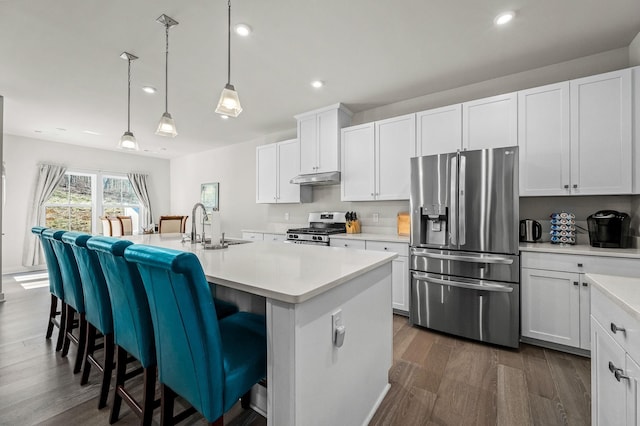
[545,349,591,426]
[523,352,557,399]
[497,364,532,426]
[528,393,569,426]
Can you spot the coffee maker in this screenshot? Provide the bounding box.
[587,210,631,248]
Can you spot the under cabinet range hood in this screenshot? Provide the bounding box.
[290,171,340,186]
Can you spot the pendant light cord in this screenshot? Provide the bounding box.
[227,0,231,85]
[127,57,132,133]
[164,24,169,113]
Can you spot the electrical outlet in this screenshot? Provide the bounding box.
[373,213,379,223]
[332,310,345,347]
[284,212,289,221]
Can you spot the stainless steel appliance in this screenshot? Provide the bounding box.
[286,212,347,245]
[519,219,542,243]
[587,210,631,248]
[409,146,520,348]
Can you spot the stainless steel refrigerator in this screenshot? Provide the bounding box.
[409,146,520,348]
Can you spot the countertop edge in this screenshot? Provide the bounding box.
[520,242,640,259]
[586,273,640,322]
[329,233,410,243]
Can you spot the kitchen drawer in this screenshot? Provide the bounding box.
[366,240,409,256]
[521,252,585,273]
[330,238,366,250]
[586,256,640,276]
[591,284,640,358]
[242,232,264,241]
[263,233,285,242]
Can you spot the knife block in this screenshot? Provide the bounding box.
[346,220,361,234]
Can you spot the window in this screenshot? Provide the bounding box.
[44,172,94,232]
[102,175,141,232]
[43,171,143,233]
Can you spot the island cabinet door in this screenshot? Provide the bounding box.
[591,317,628,426]
[521,268,580,347]
[626,354,640,425]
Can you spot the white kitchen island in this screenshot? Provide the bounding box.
[125,234,396,426]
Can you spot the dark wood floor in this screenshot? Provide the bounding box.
[0,277,590,425]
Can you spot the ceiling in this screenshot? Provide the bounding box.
[1,0,639,159]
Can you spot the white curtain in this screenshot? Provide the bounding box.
[127,173,153,228]
[22,164,67,266]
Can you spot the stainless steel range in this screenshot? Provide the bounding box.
[286,212,347,246]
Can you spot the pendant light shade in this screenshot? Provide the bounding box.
[215,0,242,117]
[118,52,139,151]
[155,14,179,137]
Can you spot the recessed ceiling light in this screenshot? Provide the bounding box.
[311,80,324,89]
[234,23,252,36]
[142,86,157,94]
[83,130,101,135]
[494,11,515,26]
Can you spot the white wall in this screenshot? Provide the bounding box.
[2,134,170,273]
[170,48,632,238]
[630,32,640,66]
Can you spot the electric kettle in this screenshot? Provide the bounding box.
[520,219,542,243]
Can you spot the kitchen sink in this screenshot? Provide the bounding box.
[202,239,252,249]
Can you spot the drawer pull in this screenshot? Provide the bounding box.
[573,281,579,286]
[582,282,588,287]
[577,263,583,267]
[611,323,626,334]
[609,362,630,382]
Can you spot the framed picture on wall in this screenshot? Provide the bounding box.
[200,182,219,211]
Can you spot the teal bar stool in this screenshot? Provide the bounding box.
[65,232,115,409]
[87,236,159,425]
[124,244,267,426]
[33,226,65,351]
[48,230,87,374]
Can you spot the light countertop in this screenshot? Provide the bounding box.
[586,274,640,322]
[520,242,640,259]
[124,234,396,304]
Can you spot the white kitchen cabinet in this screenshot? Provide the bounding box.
[521,250,640,353]
[416,104,462,156]
[330,237,410,314]
[462,92,518,150]
[590,282,640,426]
[341,123,375,201]
[295,103,352,174]
[365,241,409,314]
[263,233,286,242]
[570,69,632,195]
[341,114,416,201]
[256,139,311,204]
[518,82,571,196]
[521,268,581,347]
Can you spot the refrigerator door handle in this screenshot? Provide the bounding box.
[459,154,466,245]
[410,249,514,265]
[412,272,514,293]
[450,155,458,245]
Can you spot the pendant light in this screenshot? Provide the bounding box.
[215,0,243,117]
[155,14,179,137]
[118,52,139,151]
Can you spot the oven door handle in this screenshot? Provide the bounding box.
[412,272,514,293]
[411,249,514,265]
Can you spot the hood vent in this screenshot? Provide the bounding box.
[290,171,340,186]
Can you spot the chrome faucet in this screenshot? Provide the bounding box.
[190,202,209,244]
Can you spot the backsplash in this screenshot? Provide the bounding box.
[520,195,640,245]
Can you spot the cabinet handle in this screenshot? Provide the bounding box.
[609,361,630,382]
[371,193,374,196]
[563,184,569,189]
[573,184,578,189]
[573,281,579,286]
[611,323,626,334]
[577,263,583,267]
[582,282,588,287]
[344,244,348,247]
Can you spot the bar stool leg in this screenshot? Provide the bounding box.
[73,314,87,374]
[109,346,127,424]
[61,305,75,357]
[81,324,97,385]
[55,302,67,352]
[46,294,58,338]
[98,333,115,409]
